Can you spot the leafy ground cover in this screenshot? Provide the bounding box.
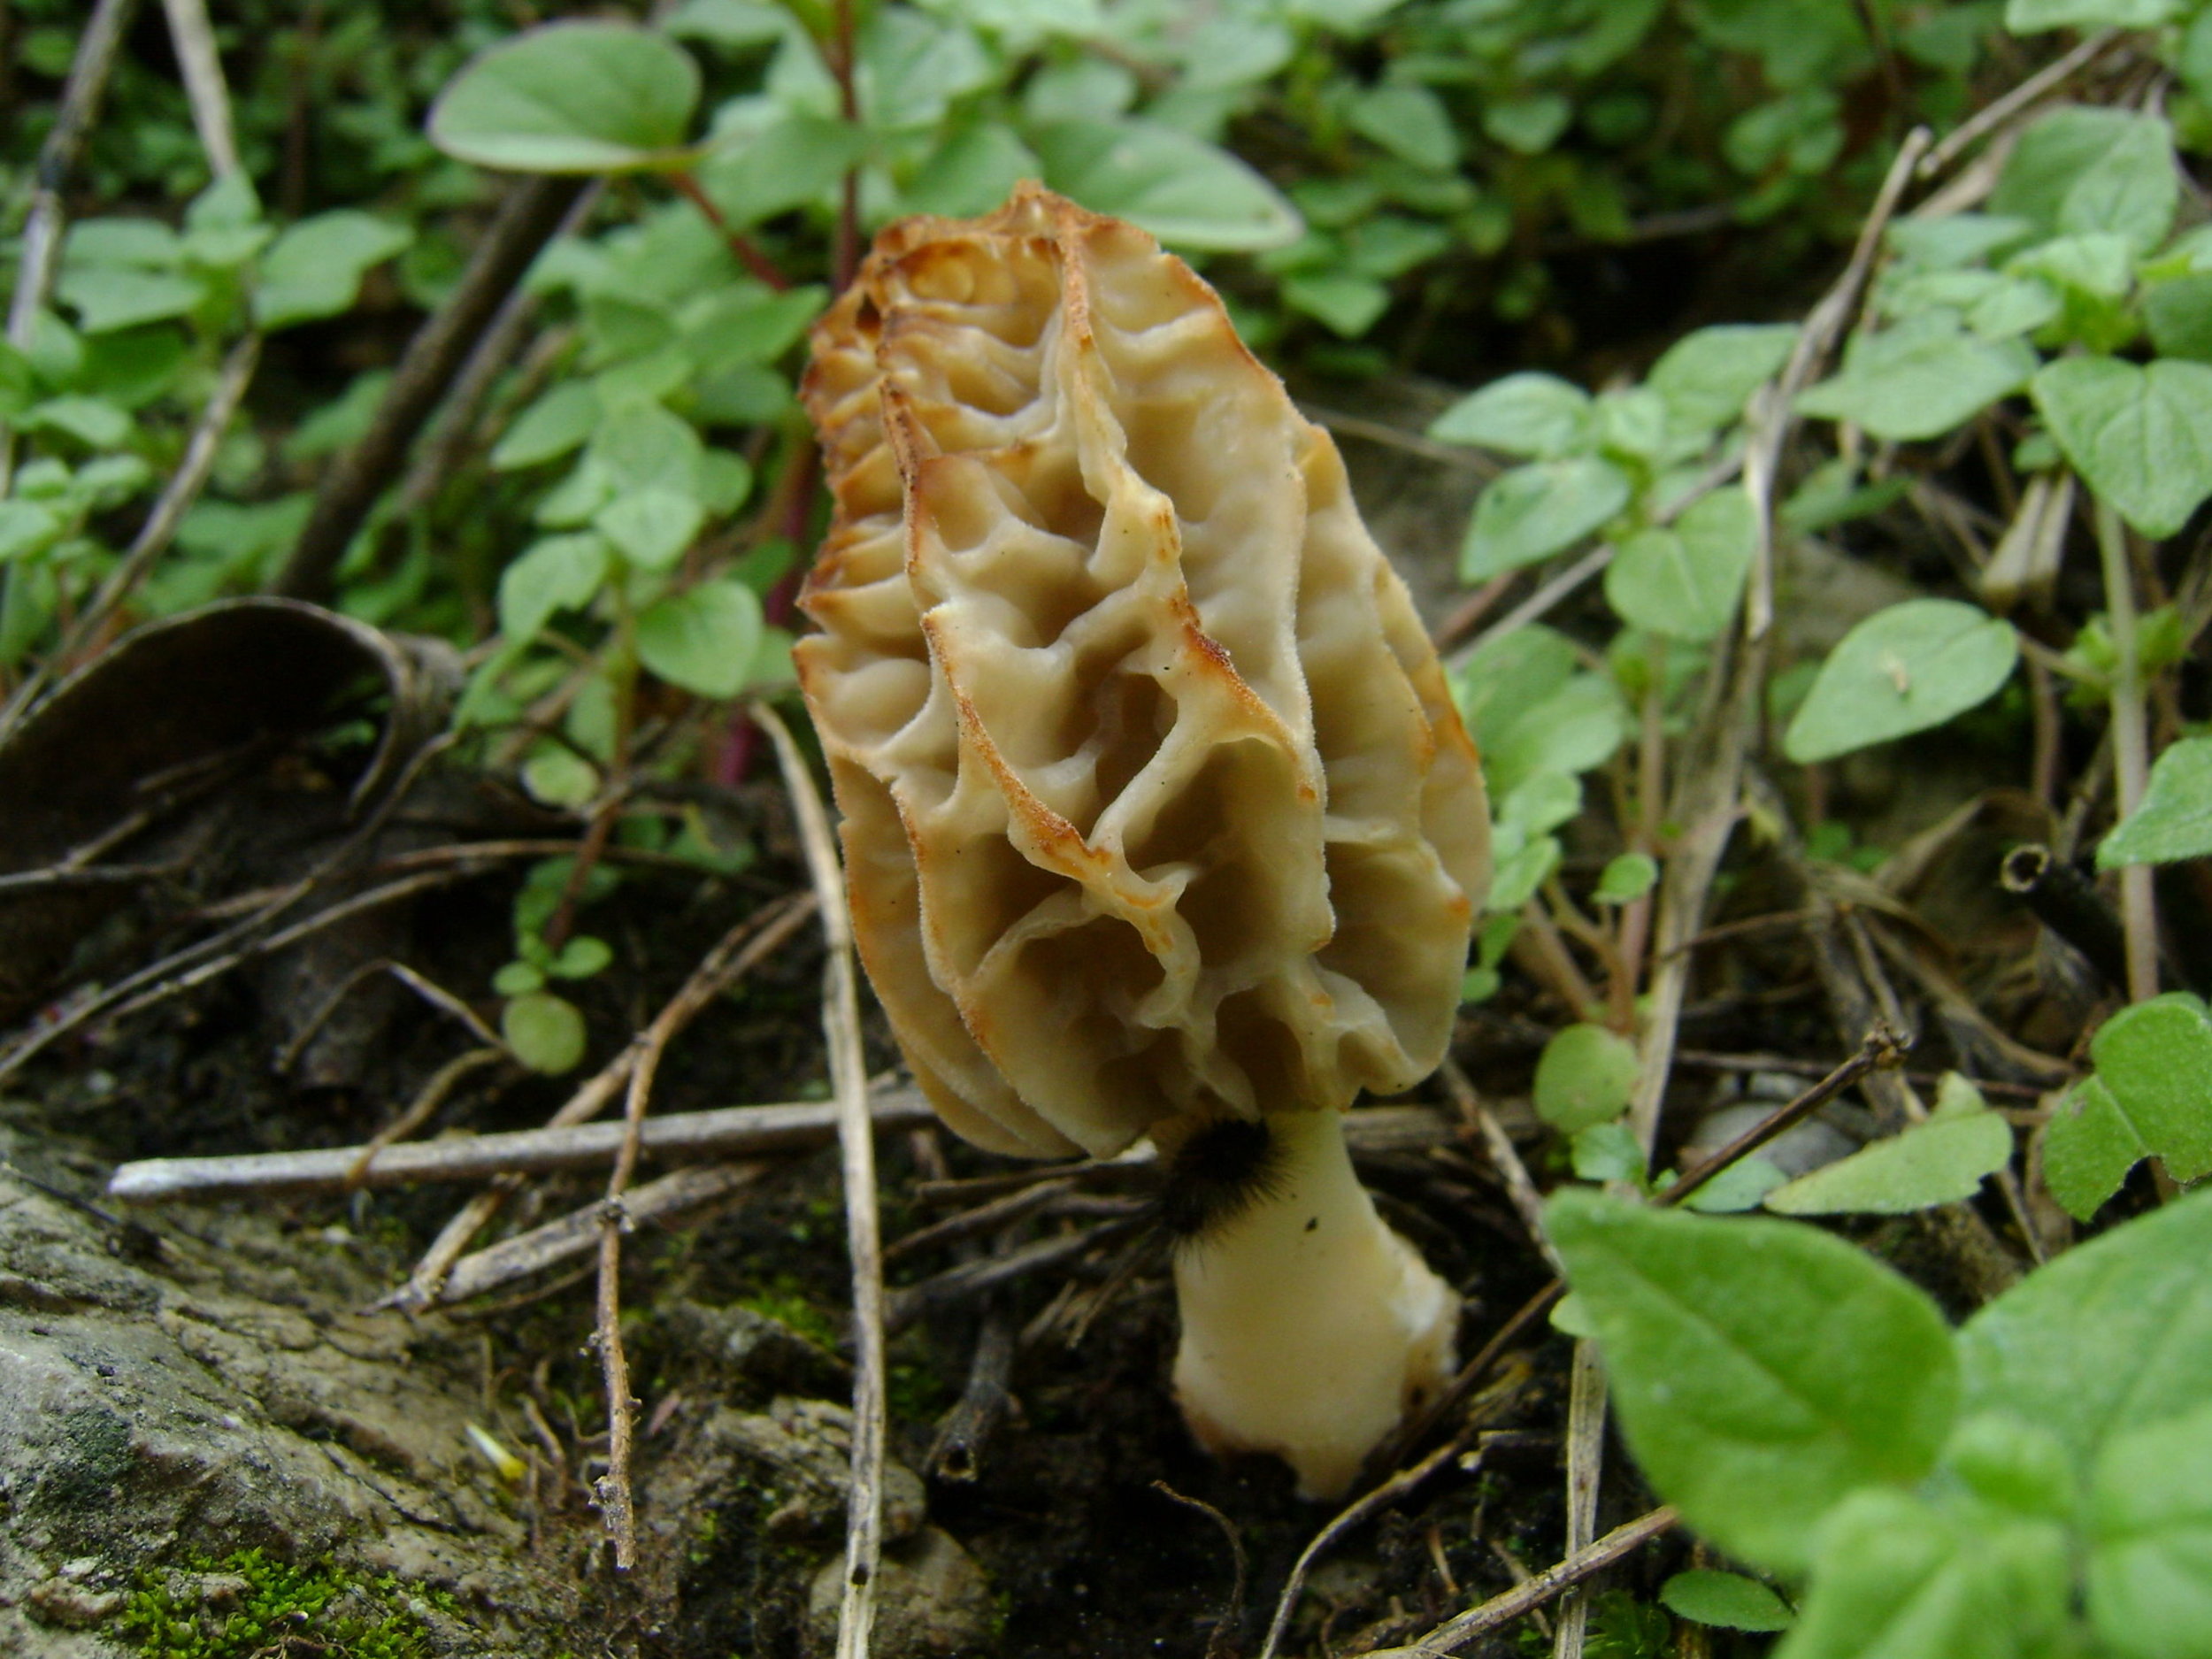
[6,0,2212,1655]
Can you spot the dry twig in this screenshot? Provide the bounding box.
[754,701,885,1659]
[1363,1508,1680,1657]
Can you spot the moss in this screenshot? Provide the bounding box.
[117,1548,442,1659]
[737,1274,841,1352]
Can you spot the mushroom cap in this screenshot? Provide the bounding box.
[796,183,1489,1161]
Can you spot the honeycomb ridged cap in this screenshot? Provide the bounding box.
[795,183,1490,1160]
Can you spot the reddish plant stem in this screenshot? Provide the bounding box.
[668,170,789,291]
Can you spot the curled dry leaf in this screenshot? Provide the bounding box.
[795,183,1489,1496]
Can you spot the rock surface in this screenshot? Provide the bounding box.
[0,1126,572,1656]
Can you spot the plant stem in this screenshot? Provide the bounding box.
[667,171,789,290]
[2094,495,2158,1001]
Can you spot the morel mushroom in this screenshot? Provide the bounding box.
[795,184,1490,1499]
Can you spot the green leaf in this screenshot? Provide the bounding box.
[1427,372,1594,459]
[20,396,132,448]
[2144,272,2212,362]
[588,401,703,494]
[900,125,1041,219]
[2042,1078,2148,1222]
[1483,675,1627,796]
[1030,119,1302,252]
[503,991,588,1074]
[1763,1084,2011,1215]
[1959,1186,2212,1480]
[2033,356,2212,537]
[1648,324,1799,435]
[1784,599,2018,764]
[54,266,204,334]
[1547,1190,1958,1573]
[491,960,544,996]
[254,212,412,329]
[695,115,870,226]
[634,580,763,698]
[0,500,63,562]
[595,487,703,571]
[1795,313,2035,442]
[1280,273,1390,338]
[1486,834,1561,912]
[1594,852,1657,904]
[498,533,610,641]
[547,935,613,979]
[1659,1571,1793,1633]
[1461,457,1632,579]
[2007,0,2178,28]
[2100,735,2212,866]
[1681,1156,1788,1215]
[2085,993,2212,1181]
[1483,93,1572,157]
[1604,490,1755,641]
[1779,1487,2070,1659]
[1534,1024,1640,1133]
[1992,107,2177,248]
[429,20,702,173]
[493,382,601,471]
[1571,1120,1646,1183]
[1347,84,1459,172]
[2087,1400,2212,1659]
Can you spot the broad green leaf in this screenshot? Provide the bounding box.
[861,8,993,131]
[1281,273,1389,337]
[521,745,600,809]
[2007,0,2178,27]
[1939,1411,2075,1521]
[1534,1024,1640,1133]
[1604,490,1755,641]
[1571,1120,1645,1183]
[2099,733,2212,868]
[1176,15,1293,90]
[1454,624,1578,749]
[1594,852,1657,904]
[1784,599,2018,764]
[1427,372,1593,458]
[1660,1571,1793,1633]
[2145,272,2212,361]
[1030,119,1302,252]
[2056,114,2177,251]
[429,21,701,173]
[1485,833,1560,912]
[254,212,412,328]
[2086,993,2212,1181]
[2087,1400,2212,1659]
[1547,1190,1958,1573]
[1483,93,1571,157]
[0,341,30,420]
[1778,1488,2070,1659]
[20,396,131,448]
[1795,313,2035,442]
[1681,1156,1788,1215]
[0,501,63,562]
[1483,674,1626,796]
[1991,106,2166,241]
[503,991,588,1074]
[664,0,787,48]
[492,382,601,471]
[595,487,704,571]
[2042,1077,2149,1222]
[634,580,763,698]
[1347,84,1458,172]
[588,400,703,495]
[1647,324,1798,434]
[1959,1186,2212,1479]
[498,532,610,641]
[546,935,613,979]
[1460,457,1632,579]
[2034,356,2212,536]
[901,125,1041,218]
[696,114,870,226]
[1764,1088,2011,1215]
[54,266,203,334]
[1886,214,2035,271]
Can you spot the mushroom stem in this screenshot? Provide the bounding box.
[1170,1107,1458,1500]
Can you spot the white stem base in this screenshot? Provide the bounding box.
[1170,1108,1458,1500]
